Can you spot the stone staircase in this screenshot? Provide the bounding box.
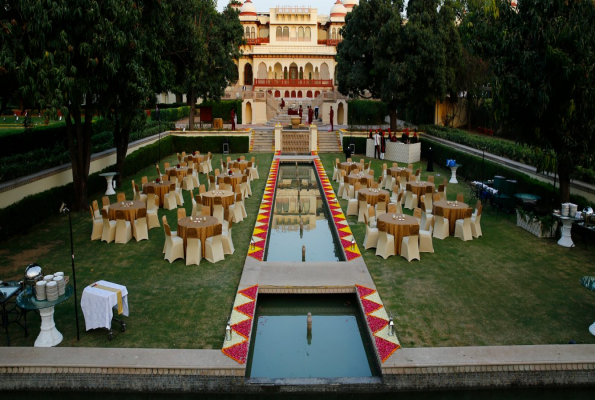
[265,112,324,127]
[317,129,342,153]
[251,130,275,152]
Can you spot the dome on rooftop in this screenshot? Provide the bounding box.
[330,0,347,18]
[240,0,256,16]
[343,0,359,11]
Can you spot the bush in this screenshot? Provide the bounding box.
[198,100,242,124]
[173,135,249,154]
[347,100,387,126]
[421,137,595,209]
[342,136,369,154]
[150,106,191,122]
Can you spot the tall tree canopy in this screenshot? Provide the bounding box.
[463,0,595,202]
[336,0,461,130]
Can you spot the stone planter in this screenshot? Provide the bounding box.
[516,211,558,238]
[291,117,301,129]
[366,140,421,163]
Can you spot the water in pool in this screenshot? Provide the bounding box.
[264,163,343,262]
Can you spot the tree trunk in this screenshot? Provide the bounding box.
[113,114,133,187]
[388,102,398,131]
[557,161,571,204]
[467,98,471,131]
[188,90,196,129]
[65,102,94,212]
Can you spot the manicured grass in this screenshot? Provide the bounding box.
[0,152,273,349]
[318,153,595,347]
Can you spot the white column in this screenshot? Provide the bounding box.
[309,125,318,152]
[34,306,63,347]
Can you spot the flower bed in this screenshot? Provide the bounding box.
[313,158,361,261]
[247,159,279,261]
[356,284,400,362]
[222,285,258,364]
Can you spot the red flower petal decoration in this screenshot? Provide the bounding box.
[356,285,376,298]
[361,298,382,315]
[345,249,361,261]
[223,340,249,364]
[236,301,256,318]
[375,336,400,362]
[254,231,268,240]
[338,229,351,238]
[239,285,258,301]
[248,249,264,261]
[232,319,252,339]
[367,315,388,333]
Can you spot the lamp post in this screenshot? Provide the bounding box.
[156,106,161,163]
[60,203,80,341]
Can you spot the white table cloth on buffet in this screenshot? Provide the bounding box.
[81,280,129,331]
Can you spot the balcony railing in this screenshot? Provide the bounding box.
[317,39,342,46]
[254,79,334,87]
[244,38,270,45]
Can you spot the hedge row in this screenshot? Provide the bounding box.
[198,100,242,124]
[347,100,387,126]
[421,137,595,209]
[0,134,251,241]
[150,106,191,122]
[421,124,595,185]
[342,136,368,154]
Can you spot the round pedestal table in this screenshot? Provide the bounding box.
[201,190,235,214]
[389,167,413,182]
[16,285,73,347]
[99,172,119,196]
[377,213,419,255]
[553,214,575,248]
[166,166,189,180]
[142,182,171,208]
[358,188,390,207]
[217,173,243,192]
[340,161,362,174]
[348,173,374,187]
[177,216,219,255]
[408,181,435,207]
[433,200,469,235]
[108,200,146,222]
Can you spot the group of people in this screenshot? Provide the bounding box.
[369,129,399,160]
[280,98,323,127]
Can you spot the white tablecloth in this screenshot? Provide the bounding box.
[81,280,129,331]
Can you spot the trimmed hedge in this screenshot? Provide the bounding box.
[173,135,249,154]
[199,100,242,124]
[0,136,175,242]
[342,136,369,154]
[150,106,190,122]
[347,100,387,126]
[421,137,595,209]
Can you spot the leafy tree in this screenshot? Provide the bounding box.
[463,0,595,202]
[336,0,461,130]
[1,0,145,210]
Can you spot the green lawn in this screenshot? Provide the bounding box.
[0,152,273,349]
[0,116,61,132]
[318,153,595,347]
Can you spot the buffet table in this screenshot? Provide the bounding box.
[366,139,421,163]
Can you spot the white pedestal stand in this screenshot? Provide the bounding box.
[449,165,460,184]
[34,306,63,347]
[99,172,119,196]
[556,216,575,248]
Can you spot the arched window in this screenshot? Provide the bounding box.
[298,27,304,39]
[251,27,255,39]
[305,27,311,39]
[283,26,289,38]
[245,27,250,38]
[276,26,282,39]
[331,28,336,40]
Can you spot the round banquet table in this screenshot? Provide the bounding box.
[340,161,362,174]
[177,216,219,255]
[142,182,171,208]
[348,173,374,187]
[201,190,235,214]
[377,213,419,255]
[228,160,249,173]
[408,181,435,207]
[389,167,413,181]
[108,200,146,222]
[166,166,189,180]
[433,200,469,235]
[217,173,243,192]
[359,188,390,207]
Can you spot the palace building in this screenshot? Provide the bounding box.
[225,0,354,125]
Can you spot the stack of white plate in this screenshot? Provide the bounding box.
[54,272,64,278]
[53,276,65,296]
[43,274,55,283]
[46,281,59,301]
[561,203,570,217]
[36,281,47,301]
[569,204,578,218]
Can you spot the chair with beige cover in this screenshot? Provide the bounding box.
[92,200,101,219]
[404,183,417,210]
[357,191,369,222]
[375,220,396,259]
[472,200,482,217]
[332,159,340,182]
[177,208,186,220]
[471,205,483,238]
[413,207,422,225]
[205,224,224,263]
[163,221,184,263]
[208,175,217,191]
[359,176,369,190]
[346,182,360,217]
[183,168,195,191]
[100,209,117,243]
[145,186,160,229]
[338,171,347,198]
[414,168,421,183]
[90,206,103,241]
[116,192,126,203]
[432,207,450,240]
[102,196,110,211]
[423,191,433,212]
[173,178,184,206]
[241,175,252,197]
[437,184,446,201]
[163,183,177,210]
[115,210,132,244]
[230,193,245,223]
[443,178,448,198]
[134,183,147,203]
[213,196,224,224]
[387,203,398,215]
[370,182,379,189]
[455,208,473,241]
[456,193,464,203]
[419,216,434,253]
[185,227,202,266]
[202,206,211,217]
[190,190,199,217]
[408,163,413,170]
[133,208,149,242]
[363,214,379,250]
[368,206,377,228]
[207,152,213,172]
[141,176,148,185]
[349,180,361,200]
[375,193,388,217]
[427,175,434,184]
[221,212,235,255]
[401,224,420,262]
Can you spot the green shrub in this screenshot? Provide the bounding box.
[421,137,595,209]
[150,106,191,122]
[342,136,369,154]
[198,100,242,124]
[347,100,387,126]
[173,135,249,154]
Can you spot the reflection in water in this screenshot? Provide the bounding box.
[265,164,342,262]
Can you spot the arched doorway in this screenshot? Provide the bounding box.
[285,90,290,98]
[320,63,329,80]
[291,90,296,98]
[306,90,313,98]
[245,102,252,124]
[305,63,313,80]
[337,103,345,125]
[257,63,267,80]
[314,90,320,97]
[289,62,298,80]
[297,90,303,98]
[244,64,253,85]
[274,63,282,79]
[275,90,281,97]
